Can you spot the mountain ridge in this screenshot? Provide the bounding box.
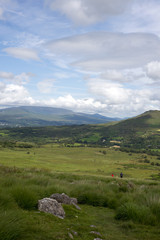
[0,106,120,127]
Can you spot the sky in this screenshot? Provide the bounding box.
[0,0,160,118]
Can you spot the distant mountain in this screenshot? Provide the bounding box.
[0,106,120,127]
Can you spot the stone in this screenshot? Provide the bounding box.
[50,193,77,205]
[90,225,97,228]
[72,202,81,210]
[71,230,78,236]
[38,198,65,219]
[50,193,81,210]
[90,231,102,236]
[68,232,74,239]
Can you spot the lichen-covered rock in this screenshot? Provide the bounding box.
[38,198,65,219]
[50,193,77,205]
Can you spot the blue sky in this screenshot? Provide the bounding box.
[0,0,160,117]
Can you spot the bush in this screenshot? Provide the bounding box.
[11,186,37,210]
[115,203,156,225]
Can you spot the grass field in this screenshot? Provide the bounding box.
[0,144,160,240]
[0,145,159,179]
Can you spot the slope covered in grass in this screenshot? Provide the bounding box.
[0,163,160,240]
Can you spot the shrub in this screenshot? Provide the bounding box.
[115,203,156,225]
[11,186,37,210]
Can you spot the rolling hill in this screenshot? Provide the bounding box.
[97,110,160,151]
[99,110,160,136]
[0,106,120,127]
[0,110,159,154]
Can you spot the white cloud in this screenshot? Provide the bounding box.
[119,0,160,35]
[146,61,160,80]
[86,78,160,116]
[0,83,35,105]
[47,32,160,71]
[43,94,107,113]
[3,47,40,61]
[13,72,32,85]
[100,70,124,82]
[0,71,14,79]
[38,86,159,118]
[0,71,33,85]
[46,0,132,25]
[37,79,56,94]
[87,79,130,104]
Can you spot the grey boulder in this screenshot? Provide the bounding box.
[38,198,65,219]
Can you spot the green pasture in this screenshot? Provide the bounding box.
[0,145,159,180]
[0,145,159,179]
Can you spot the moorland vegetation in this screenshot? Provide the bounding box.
[0,110,160,240]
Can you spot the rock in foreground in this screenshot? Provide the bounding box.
[38,198,65,219]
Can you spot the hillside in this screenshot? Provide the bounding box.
[0,110,159,154]
[100,110,160,136]
[0,106,120,127]
[97,110,160,152]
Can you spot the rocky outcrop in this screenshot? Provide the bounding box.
[50,193,77,205]
[50,193,81,210]
[38,198,65,219]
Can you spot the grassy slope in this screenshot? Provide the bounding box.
[100,110,160,135]
[0,145,160,240]
[0,159,159,240]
